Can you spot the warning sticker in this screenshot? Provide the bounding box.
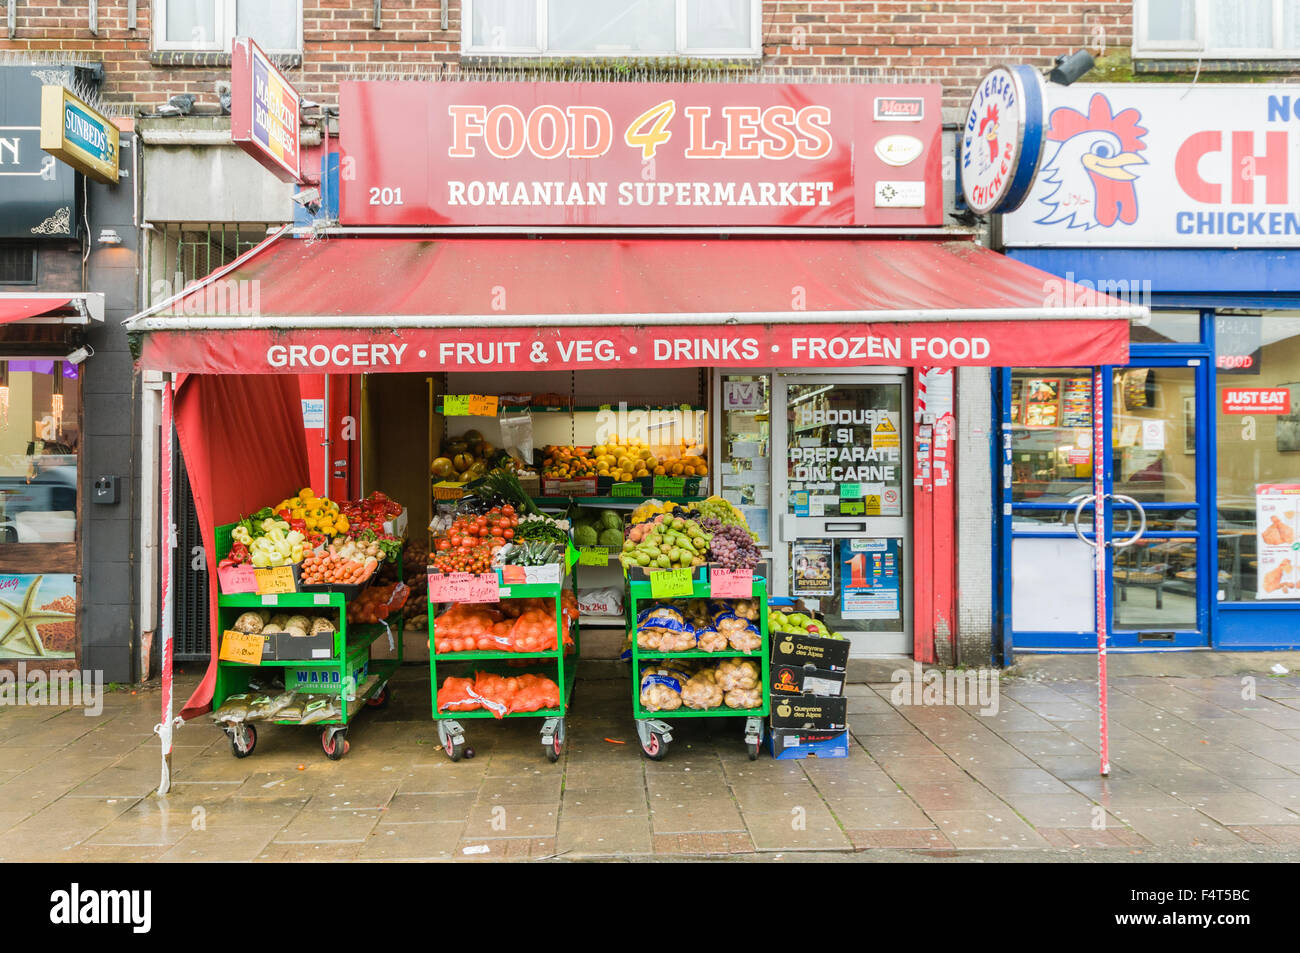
[873,416,900,448]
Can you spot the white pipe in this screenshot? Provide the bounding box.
[157,376,176,796]
[126,304,1149,333]
[139,373,163,672]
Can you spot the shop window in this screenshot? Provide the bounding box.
[0,244,36,285]
[153,0,302,54]
[0,360,79,543]
[462,0,760,57]
[1216,313,1300,602]
[1008,369,1095,516]
[1131,310,1201,345]
[1135,0,1300,58]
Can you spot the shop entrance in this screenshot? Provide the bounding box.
[771,373,911,656]
[1001,358,1212,650]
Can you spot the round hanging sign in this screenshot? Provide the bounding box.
[960,64,1047,215]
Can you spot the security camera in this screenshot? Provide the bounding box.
[66,346,92,365]
[292,187,322,215]
[1049,49,1096,86]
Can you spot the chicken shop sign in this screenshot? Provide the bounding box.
[960,65,1048,215]
[338,81,942,227]
[1003,84,1300,247]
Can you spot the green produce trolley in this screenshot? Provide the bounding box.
[212,523,403,761]
[628,570,770,761]
[427,547,579,763]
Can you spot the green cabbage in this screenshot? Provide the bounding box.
[598,528,624,548]
[574,524,599,547]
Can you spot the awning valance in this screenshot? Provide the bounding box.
[126,234,1139,372]
[0,293,104,326]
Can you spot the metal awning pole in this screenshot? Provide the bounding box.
[1092,367,1110,777]
[157,374,176,795]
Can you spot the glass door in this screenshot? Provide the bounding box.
[1004,359,1210,649]
[772,374,911,656]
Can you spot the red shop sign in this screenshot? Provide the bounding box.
[1221,388,1291,414]
[137,319,1129,375]
[338,81,942,228]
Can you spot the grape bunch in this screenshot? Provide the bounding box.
[707,523,762,570]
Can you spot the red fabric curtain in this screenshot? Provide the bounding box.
[174,373,310,720]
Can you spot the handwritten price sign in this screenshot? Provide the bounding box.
[428,571,500,603]
[218,564,257,594]
[219,629,265,665]
[710,567,753,599]
[649,567,695,599]
[254,566,296,595]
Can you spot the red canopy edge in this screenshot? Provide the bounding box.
[0,295,75,324]
[125,235,1137,371]
[174,373,311,720]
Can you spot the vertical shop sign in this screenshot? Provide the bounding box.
[0,574,77,659]
[231,37,301,183]
[1256,484,1300,599]
[790,539,835,597]
[840,539,901,620]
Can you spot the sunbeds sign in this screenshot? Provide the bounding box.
[338,81,942,227]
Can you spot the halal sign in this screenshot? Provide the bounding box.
[961,65,1047,214]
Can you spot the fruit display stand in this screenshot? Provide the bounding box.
[212,520,403,761]
[628,568,770,761]
[427,545,580,763]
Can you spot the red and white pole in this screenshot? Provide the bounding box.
[1092,369,1110,777]
[157,375,176,795]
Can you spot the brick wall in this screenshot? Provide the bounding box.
[0,2,1134,113]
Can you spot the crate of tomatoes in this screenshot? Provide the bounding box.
[429,505,521,575]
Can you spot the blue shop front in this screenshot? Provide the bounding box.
[995,82,1300,655]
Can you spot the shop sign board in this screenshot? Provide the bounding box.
[338,81,943,227]
[39,85,119,185]
[960,65,1047,214]
[1003,85,1300,247]
[0,65,81,238]
[139,319,1130,375]
[1256,484,1300,599]
[0,573,76,659]
[231,37,301,183]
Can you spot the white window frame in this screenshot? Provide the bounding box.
[1134,0,1300,59]
[461,0,761,58]
[153,0,303,55]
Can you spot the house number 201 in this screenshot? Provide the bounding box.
[369,186,404,206]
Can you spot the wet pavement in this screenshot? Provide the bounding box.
[3,663,1300,861]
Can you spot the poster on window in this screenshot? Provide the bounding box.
[0,574,77,659]
[1023,378,1060,427]
[1060,377,1091,428]
[1256,484,1300,599]
[790,539,835,598]
[839,538,901,620]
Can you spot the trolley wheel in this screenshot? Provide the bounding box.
[365,683,390,709]
[747,735,762,761]
[543,719,565,763]
[229,724,256,758]
[641,729,667,761]
[446,735,465,762]
[321,728,349,760]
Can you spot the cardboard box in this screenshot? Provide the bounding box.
[271,631,337,661]
[769,728,850,760]
[770,663,846,697]
[285,659,368,696]
[770,694,848,731]
[770,630,850,673]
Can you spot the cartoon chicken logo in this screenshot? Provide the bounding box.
[1034,93,1148,230]
[977,103,1001,169]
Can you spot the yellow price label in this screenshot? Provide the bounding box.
[219,629,265,665]
[578,546,609,566]
[442,394,470,415]
[254,565,296,594]
[649,567,694,599]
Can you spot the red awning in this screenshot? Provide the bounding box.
[0,295,75,324]
[127,234,1138,372]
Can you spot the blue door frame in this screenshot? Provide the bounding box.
[995,318,1215,658]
